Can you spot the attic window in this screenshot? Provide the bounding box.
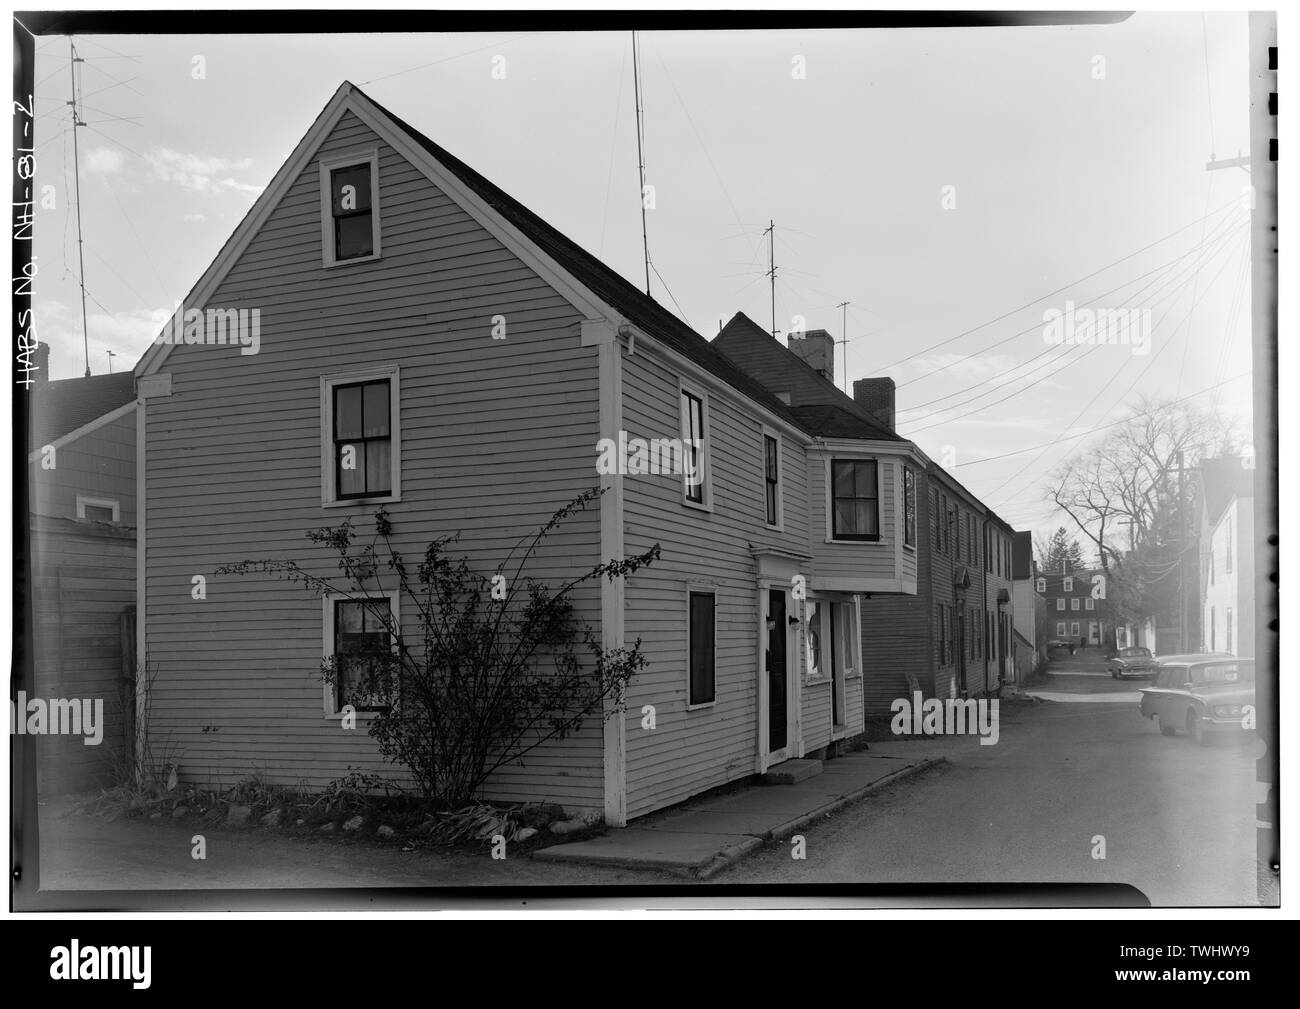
[320,151,381,267]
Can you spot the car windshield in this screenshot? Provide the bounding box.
[1120,648,1151,658]
[1189,662,1254,685]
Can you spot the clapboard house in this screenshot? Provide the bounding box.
[132,83,927,825]
[714,311,1020,712]
[26,350,137,792]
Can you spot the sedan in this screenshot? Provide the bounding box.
[1138,655,1255,745]
[1109,646,1157,679]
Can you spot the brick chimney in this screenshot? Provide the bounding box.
[853,377,895,432]
[788,328,834,382]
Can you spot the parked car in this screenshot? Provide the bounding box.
[1109,646,1157,679]
[1138,654,1255,745]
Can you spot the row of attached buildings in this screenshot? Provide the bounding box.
[28,82,1038,824]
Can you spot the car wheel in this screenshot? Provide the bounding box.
[1188,711,1210,747]
[1157,713,1176,736]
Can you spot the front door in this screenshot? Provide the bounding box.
[767,589,787,752]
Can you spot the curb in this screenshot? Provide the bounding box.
[694,755,946,880]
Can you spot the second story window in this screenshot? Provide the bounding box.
[1226,516,1234,573]
[831,459,880,541]
[322,366,401,506]
[903,466,916,547]
[320,151,381,267]
[1071,597,1080,611]
[1063,576,1073,593]
[681,388,708,507]
[1057,598,1065,611]
[763,431,781,527]
[1036,577,1046,593]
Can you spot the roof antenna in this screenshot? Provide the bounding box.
[632,31,651,296]
[763,220,777,339]
[68,37,91,377]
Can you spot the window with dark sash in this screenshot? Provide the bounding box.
[333,378,392,498]
[688,591,715,704]
[333,598,392,711]
[930,488,940,547]
[831,459,880,541]
[764,433,780,526]
[903,467,916,547]
[330,162,374,261]
[682,390,707,505]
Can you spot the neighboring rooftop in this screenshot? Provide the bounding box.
[28,371,135,451]
[1200,456,1255,525]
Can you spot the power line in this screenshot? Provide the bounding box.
[896,207,1248,392]
[951,372,1251,470]
[976,228,1250,505]
[898,212,1248,420]
[358,33,538,87]
[880,196,1244,375]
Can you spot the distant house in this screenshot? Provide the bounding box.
[26,350,137,792]
[1040,565,1108,649]
[132,83,938,826]
[1010,530,1045,681]
[1199,457,1255,657]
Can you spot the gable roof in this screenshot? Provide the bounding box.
[137,82,807,435]
[28,372,136,452]
[713,311,903,442]
[1200,456,1254,526]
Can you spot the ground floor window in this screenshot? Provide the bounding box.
[688,590,716,705]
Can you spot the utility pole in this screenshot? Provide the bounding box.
[763,220,777,339]
[106,350,116,373]
[1176,448,1187,653]
[68,38,90,377]
[836,301,850,391]
[631,31,650,296]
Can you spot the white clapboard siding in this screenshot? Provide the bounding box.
[806,452,901,586]
[619,347,811,819]
[143,110,607,812]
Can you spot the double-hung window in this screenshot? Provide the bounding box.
[831,459,880,541]
[903,467,916,548]
[322,367,401,505]
[320,151,380,267]
[688,590,716,705]
[325,593,397,715]
[681,387,709,507]
[763,431,781,527]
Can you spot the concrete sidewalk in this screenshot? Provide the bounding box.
[534,744,946,879]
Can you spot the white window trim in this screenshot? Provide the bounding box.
[901,466,917,552]
[824,455,888,545]
[679,381,712,512]
[1071,597,1080,611]
[685,584,717,709]
[1057,622,1066,636]
[760,425,784,530]
[1070,622,1081,637]
[319,148,382,268]
[803,596,832,686]
[75,495,120,522]
[322,589,400,719]
[1085,597,1095,610]
[1036,578,1046,593]
[320,364,402,507]
[1057,598,1065,611]
[1063,577,1074,592]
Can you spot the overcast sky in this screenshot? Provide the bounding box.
[28,13,1256,539]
